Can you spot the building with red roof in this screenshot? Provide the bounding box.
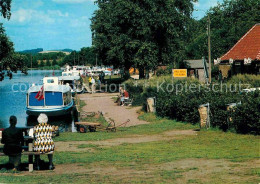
[217,24,260,77]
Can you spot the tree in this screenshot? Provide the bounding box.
[39,60,44,67]
[91,0,196,78]
[46,59,51,66]
[79,47,96,65]
[0,0,12,20]
[62,51,77,66]
[186,0,260,60]
[0,23,14,67]
[52,58,58,66]
[32,57,38,68]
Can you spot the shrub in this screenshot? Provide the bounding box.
[231,91,260,135]
[124,75,260,134]
[227,74,260,88]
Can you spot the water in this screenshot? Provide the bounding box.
[0,70,76,131]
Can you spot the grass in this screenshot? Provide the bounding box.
[0,113,259,183]
[104,75,122,80]
[54,113,197,142]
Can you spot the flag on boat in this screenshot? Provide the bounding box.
[35,86,44,101]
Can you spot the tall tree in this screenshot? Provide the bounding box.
[52,58,58,66]
[0,0,12,20]
[91,0,196,78]
[79,47,96,65]
[62,51,77,66]
[186,0,260,60]
[46,59,51,66]
[0,23,13,63]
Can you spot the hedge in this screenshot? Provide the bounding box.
[124,75,260,135]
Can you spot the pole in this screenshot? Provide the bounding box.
[96,54,98,66]
[74,52,75,66]
[31,55,32,78]
[208,15,212,83]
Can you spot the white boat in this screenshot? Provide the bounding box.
[26,77,74,116]
[59,74,84,94]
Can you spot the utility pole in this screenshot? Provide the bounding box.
[74,52,75,66]
[96,54,98,66]
[78,54,80,65]
[31,55,32,69]
[207,15,212,83]
[196,9,212,83]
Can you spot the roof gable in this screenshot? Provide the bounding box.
[221,24,260,61]
[184,59,208,69]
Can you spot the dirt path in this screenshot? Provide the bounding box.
[10,159,259,184]
[79,93,149,127]
[55,130,197,152]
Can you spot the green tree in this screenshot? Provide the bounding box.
[91,0,196,78]
[46,59,51,66]
[62,51,77,66]
[79,47,96,65]
[32,57,38,68]
[39,60,44,67]
[0,23,14,70]
[186,0,260,60]
[52,58,58,66]
[0,0,12,20]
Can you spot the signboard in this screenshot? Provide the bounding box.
[172,69,187,78]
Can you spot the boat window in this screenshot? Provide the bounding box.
[45,92,63,106]
[47,79,54,83]
[29,92,44,106]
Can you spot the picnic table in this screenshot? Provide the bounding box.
[0,127,54,172]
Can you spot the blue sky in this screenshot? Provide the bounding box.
[0,0,223,51]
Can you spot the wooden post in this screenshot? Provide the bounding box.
[28,143,33,172]
[147,97,156,113]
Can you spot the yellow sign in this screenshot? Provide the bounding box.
[172,69,187,78]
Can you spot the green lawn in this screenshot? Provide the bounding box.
[0,113,259,184]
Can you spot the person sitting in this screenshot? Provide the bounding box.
[1,116,24,171]
[121,89,129,106]
[115,87,124,105]
[33,113,55,170]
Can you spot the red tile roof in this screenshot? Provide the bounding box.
[221,24,260,61]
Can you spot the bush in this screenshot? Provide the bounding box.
[124,75,260,134]
[227,74,260,88]
[231,91,260,135]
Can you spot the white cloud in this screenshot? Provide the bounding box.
[10,9,55,24]
[9,9,70,25]
[52,0,95,3]
[70,16,90,28]
[47,10,69,17]
[12,0,44,9]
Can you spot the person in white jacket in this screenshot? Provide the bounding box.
[91,77,96,94]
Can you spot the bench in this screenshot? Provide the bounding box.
[0,143,54,172]
[124,98,133,106]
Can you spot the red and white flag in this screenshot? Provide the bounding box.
[35,86,44,101]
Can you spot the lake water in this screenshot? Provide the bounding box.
[0,70,76,131]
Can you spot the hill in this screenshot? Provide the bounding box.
[19,48,43,54]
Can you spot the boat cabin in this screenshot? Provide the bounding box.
[26,77,73,116]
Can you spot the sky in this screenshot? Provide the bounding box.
[0,0,223,52]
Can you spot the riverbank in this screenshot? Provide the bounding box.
[0,93,259,183]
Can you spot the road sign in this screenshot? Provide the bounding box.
[172,69,187,78]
